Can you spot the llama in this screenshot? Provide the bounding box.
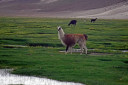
[58,26,88,54]
[68,20,77,26]
[91,18,97,23]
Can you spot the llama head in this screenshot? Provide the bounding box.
[57,26,62,31]
[57,26,65,39]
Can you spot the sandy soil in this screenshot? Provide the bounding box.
[45,1,128,19]
[0,0,128,19]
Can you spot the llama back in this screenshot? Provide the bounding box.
[63,34,76,47]
[83,34,88,40]
[63,34,87,46]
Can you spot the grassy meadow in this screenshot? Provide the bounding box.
[0,17,128,85]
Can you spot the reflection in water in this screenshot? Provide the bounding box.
[0,69,84,85]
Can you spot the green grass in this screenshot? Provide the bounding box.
[0,17,128,85]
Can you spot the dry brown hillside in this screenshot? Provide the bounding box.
[0,0,127,19]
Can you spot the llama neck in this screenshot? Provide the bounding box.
[58,29,65,39]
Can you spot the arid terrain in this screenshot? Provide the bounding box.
[0,0,128,19]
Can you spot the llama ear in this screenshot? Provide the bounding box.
[57,26,61,29]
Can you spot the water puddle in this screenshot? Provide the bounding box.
[89,53,112,56]
[121,50,128,53]
[59,49,110,55]
[59,49,128,55]
[0,69,84,85]
[3,45,28,48]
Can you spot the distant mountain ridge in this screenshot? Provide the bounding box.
[0,0,127,19]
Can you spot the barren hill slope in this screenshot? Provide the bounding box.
[0,0,127,19]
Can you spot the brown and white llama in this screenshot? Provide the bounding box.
[58,26,88,54]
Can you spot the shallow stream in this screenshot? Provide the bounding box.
[0,69,84,85]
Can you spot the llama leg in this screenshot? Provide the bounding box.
[83,45,87,54]
[65,46,69,54]
[80,46,83,55]
[70,47,72,54]
[78,42,83,55]
[79,44,83,55]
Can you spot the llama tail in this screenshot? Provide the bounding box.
[83,34,88,40]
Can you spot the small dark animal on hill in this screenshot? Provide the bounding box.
[68,20,77,26]
[91,18,97,23]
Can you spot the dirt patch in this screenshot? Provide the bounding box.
[89,53,112,56]
[0,0,127,19]
[59,49,112,55]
